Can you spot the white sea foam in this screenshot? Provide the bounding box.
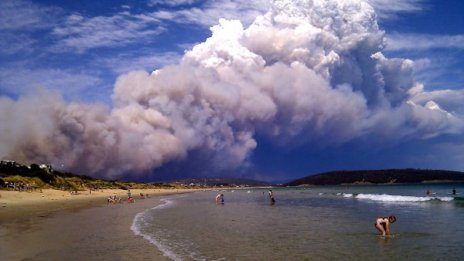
[131,198,182,261]
[343,193,354,198]
[354,193,454,202]
[439,197,455,202]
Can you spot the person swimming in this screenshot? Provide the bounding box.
[375,215,397,236]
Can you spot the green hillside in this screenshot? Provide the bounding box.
[285,169,464,186]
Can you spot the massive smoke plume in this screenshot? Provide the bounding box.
[1,0,462,179]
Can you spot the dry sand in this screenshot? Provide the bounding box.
[0,188,197,260]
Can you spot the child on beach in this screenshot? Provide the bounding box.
[375,215,397,236]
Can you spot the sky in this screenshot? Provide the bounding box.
[1,0,464,182]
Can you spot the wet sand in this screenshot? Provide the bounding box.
[0,189,195,260]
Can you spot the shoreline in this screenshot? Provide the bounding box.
[0,188,194,222]
[0,188,199,260]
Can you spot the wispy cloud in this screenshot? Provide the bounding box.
[149,0,270,27]
[146,0,424,29]
[52,12,165,53]
[0,67,102,99]
[0,0,61,31]
[0,33,36,56]
[0,0,62,55]
[385,41,464,93]
[148,0,426,24]
[149,0,199,7]
[411,88,464,115]
[384,31,464,92]
[409,54,464,90]
[386,33,464,51]
[368,0,427,20]
[100,51,183,74]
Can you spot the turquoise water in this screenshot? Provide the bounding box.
[132,183,464,261]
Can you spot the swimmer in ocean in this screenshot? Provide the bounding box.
[375,215,396,237]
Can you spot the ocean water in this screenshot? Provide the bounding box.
[132,183,464,261]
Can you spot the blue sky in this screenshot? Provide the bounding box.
[1,0,464,182]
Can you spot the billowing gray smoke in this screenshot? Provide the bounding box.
[1,0,462,179]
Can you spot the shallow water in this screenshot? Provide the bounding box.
[132,183,464,260]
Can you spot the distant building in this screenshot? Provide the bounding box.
[39,164,53,173]
[0,160,22,168]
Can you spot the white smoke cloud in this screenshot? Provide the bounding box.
[1,0,463,179]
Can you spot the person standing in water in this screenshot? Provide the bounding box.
[268,190,275,205]
[375,215,397,236]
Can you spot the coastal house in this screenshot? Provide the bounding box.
[0,160,23,168]
[39,164,53,174]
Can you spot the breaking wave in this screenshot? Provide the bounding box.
[343,193,454,203]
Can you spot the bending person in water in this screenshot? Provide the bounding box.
[375,215,397,236]
[215,193,224,204]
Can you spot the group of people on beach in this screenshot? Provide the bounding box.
[107,189,152,204]
[107,194,122,204]
[3,181,33,192]
[104,187,160,205]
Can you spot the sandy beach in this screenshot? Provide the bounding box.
[0,188,196,260]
